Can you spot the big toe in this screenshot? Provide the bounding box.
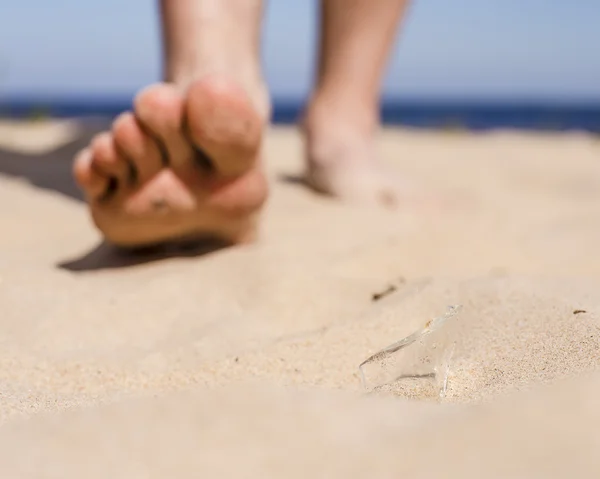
[185,76,263,177]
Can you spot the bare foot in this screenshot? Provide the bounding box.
[73,76,268,248]
[302,114,419,209]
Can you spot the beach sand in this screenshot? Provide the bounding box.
[0,121,599,477]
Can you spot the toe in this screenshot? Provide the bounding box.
[90,132,130,183]
[186,76,262,177]
[73,148,109,199]
[133,84,193,168]
[113,111,163,184]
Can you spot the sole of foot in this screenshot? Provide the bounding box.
[73,76,269,249]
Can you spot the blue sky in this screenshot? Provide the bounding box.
[0,0,598,102]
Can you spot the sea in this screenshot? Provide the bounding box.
[1,97,600,133]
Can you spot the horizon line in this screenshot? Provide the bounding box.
[1,94,600,108]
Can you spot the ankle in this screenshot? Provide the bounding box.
[303,93,378,139]
[302,95,379,167]
[302,123,378,174]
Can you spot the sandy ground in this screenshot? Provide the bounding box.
[0,121,600,477]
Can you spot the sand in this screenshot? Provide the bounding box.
[0,121,599,477]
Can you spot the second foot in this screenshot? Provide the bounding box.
[73,76,268,248]
[302,123,427,209]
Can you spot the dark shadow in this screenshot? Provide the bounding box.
[0,120,111,202]
[0,120,230,271]
[58,238,229,272]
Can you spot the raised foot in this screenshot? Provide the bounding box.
[73,76,268,248]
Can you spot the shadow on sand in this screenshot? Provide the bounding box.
[0,120,229,271]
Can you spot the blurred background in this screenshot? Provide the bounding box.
[0,0,598,131]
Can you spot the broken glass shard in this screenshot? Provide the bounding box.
[359,304,462,400]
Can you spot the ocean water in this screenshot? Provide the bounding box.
[1,97,599,132]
